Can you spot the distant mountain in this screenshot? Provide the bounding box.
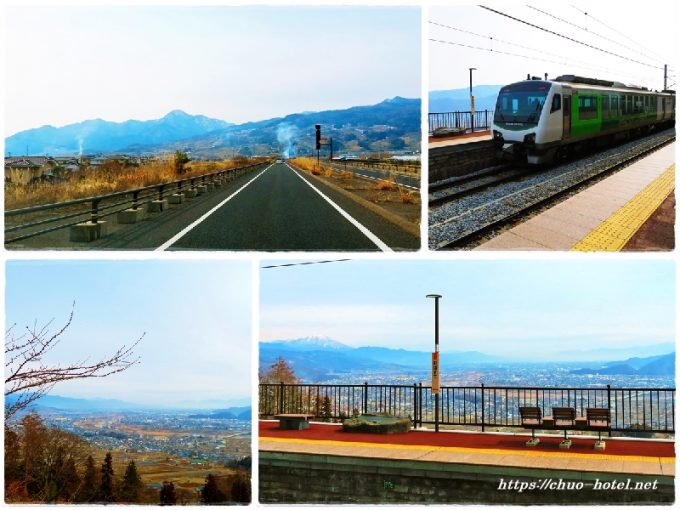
[5,394,143,413]
[260,338,500,382]
[557,342,676,362]
[5,110,232,156]
[150,96,421,158]
[570,353,675,376]
[429,85,502,113]
[188,406,252,420]
[5,394,252,414]
[6,96,421,159]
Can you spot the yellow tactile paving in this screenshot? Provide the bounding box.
[259,436,674,464]
[571,164,675,251]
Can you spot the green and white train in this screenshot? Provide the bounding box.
[492,75,676,164]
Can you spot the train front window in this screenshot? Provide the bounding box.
[495,83,550,124]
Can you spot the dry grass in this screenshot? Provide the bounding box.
[398,187,415,204]
[4,156,267,210]
[374,179,396,191]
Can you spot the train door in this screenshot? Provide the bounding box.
[563,95,571,139]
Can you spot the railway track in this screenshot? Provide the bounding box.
[429,164,534,206]
[429,129,675,250]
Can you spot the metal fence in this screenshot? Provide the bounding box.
[5,162,267,244]
[428,110,494,134]
[259,383,675,434]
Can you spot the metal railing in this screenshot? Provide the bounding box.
[428,110,494,134]
[4,162,268,244]
[259,383,675,434]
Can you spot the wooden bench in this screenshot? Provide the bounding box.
[550,407,576,448]
[586,408,611,450]
[518,406,609,449]
[519,406,543,446]
[275,413,315,430]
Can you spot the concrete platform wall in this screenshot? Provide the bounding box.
[260,451,673,504]
[429,141,499,183]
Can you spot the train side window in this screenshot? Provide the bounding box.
[604,96,609,116]
[578,95,598,120]
[550,94,561,113]
[611,95,619,115]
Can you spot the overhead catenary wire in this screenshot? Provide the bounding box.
[428,37,654,85]
[478,5,664,71]
[527,5,668,66]
[570,5,673,68]
[261,259,352,269]
[428,20,653,83]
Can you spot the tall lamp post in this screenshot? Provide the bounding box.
[426,294,442,432]
[469,67,477,133]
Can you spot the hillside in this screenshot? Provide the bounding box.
[6,97,421,159]
[429,85,502,113]
[260,337,500,382]
[570,353,675,376]
[5,110,231,156]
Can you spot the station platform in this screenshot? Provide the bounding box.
[475,143,676,251]
[429,130,492,149]
[259,420,674,478]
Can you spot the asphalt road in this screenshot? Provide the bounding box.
[92,162,418,251]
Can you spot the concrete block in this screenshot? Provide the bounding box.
[594,440,606,451]
[168,193,185,205]
[206,182,215,191]
[185,189,198,198]
[69,221,108,242]
[559,439,572,449]
[117,208,144,224]
[525,437,540,447]
[196,184,208,195]
[147,199,168,213]
[213,179,223,187]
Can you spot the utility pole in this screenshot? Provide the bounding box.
[469,68,477,133]
[664,64,668,90]
[426,294,442,432]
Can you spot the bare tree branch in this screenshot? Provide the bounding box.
[5,303,143,420]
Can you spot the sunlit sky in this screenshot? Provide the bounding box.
[260,259,675,362]
[5,260,252,408]
[429,0,678,93]
[4,3,421,136]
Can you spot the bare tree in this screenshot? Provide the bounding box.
[5,303,143,420]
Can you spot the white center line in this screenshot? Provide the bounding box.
[155,164,274,251]
[286,163,393,252]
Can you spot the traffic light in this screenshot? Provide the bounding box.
[315,124,321,150]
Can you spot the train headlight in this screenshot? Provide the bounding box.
[523,133,536,146]
[493,130,504,142]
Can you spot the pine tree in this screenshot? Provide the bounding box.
[119,460,143,503]
[77,455,97,503]
[58,456,80,501]
[159,481,177,506]
[99,453,114,502]
[320,396,333,422]
[201,474,226,504]
[230,471,251,504]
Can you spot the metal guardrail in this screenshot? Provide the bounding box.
[429,110,494,134]
[4,162,268,244]
[259,383,675,434]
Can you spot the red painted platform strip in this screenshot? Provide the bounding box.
[259,421,675,458]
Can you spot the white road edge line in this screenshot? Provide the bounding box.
[286,163,393,252]
[155,164,274,251]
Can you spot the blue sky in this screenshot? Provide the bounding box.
[5,260,252,408]
[430,1,678,92]
[5,4,421,136]
[260,259,675,362]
